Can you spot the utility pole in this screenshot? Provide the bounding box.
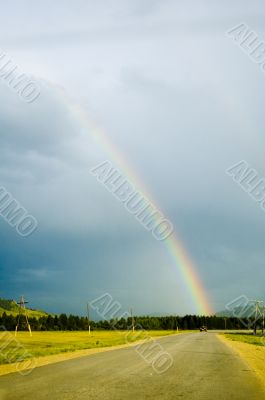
[130,308,135,332]
[15,296,32,337]
[87,303,91,335]
[224,317,227,330]
[250,300,263,335]
[175,314,178,331]
[262,306,265,336]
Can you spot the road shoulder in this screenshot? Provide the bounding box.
[218,333,265,389]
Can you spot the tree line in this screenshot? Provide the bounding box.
[0,312,256,331]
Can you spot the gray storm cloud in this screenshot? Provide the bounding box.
[1,0,265,314]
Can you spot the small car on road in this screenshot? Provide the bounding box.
[199,326,207,332]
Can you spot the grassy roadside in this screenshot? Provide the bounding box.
[224,332,265,346]
[220,333,265,387]
[0,330,180,362]
[0,330,187,375]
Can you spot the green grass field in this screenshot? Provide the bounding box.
[0,330,179,365]
[224,332,265,347]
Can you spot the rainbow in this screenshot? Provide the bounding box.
[68,101,212,315]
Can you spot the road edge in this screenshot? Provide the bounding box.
[217,333,265,390]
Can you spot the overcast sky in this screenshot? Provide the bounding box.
[1,0,265,316]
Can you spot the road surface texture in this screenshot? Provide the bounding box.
[0,332,264,400]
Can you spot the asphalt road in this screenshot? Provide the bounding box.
[0,332,264,400]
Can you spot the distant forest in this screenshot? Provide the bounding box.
[0,312,257,331]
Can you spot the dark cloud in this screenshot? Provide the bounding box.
[1,0,265,314]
